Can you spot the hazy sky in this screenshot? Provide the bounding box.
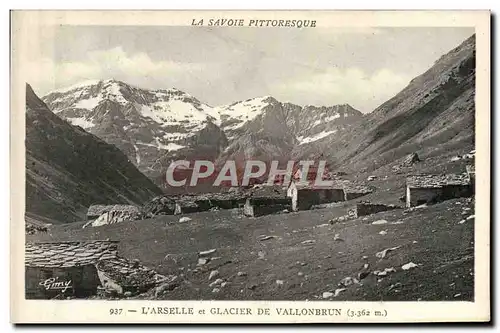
[27,26,474,113]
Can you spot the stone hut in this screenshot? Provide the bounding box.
[25,241,167,299]
[349,201,400,218]
[174,197,205,215]
[287,180,345,211]
[466,164,475,190]
[194,191,247,211]
[405,173,472,208]
[87,204,140,221]
[83,205,142,228]
[342,182,374,201]
[243,185,291,217]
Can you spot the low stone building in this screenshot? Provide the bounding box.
[87,204,140,221]
[287,181,345,211]
[342,182,374,201]
[348,202,400,218]
[174,198,205,215]
[193,191,247,211]
[405,173,472,208]
[466,164,476,190]
[83,205,142,228]
[25,241,167,299]
[244,186,291,217]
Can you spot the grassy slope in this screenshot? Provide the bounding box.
[28,194,474,301]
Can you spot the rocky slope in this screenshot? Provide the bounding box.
[26,84,163,224]
[293,34,476,174]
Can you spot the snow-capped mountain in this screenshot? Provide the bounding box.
[42,79,228,181]
[42,79,363,187]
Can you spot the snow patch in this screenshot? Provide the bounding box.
[74,96,101,110]
[66,117,95,129]
[297,130,337,145]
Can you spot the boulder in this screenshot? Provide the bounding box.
[401,153,420,167]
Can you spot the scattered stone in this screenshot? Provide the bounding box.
[123,291,132,297]
[315,223,329,228]
[300,262,307,266]
[248,284,258,290]
[199,249,216,257]
[412,241,418,244]
[301,240,316,245]
[178,217,192,223]
[154,277,179,297]
[276,280,284,286]
[258,251,266,259]
[209,278,224,287]
[373,267,396,277]
[391,221,404,225]
[322,292,334,299]
[454,293,462,298]
[401,262,418,270]
[375,246,402,259]
[362,256,369,260]
[466,215,475,220]
[358,271,370,280]
[212,288,220,293]
[258,235,276,241]
[237,271,247,277]
[388,282,402,291]
[372,219,388,225]
[282,209,289,213]
[333,288,347,297]
[298,272,304,277]
[339,277,358,287]
[221,282,229,288]
[379,230,388,235]
[367,175,377,181]
[333,234,344,241]
[208,270,219,281]
[197,258,210,266]
[458,219,466,224]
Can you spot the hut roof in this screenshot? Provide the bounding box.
[87,204,140,217]
[175,197,200,208]
[95,256,169,287]
[25,241,119,268]
[342,181,373,194]
[291,179,346,190]
[406,173,470,189]
[247,185,287,199]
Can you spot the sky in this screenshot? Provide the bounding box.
[26,26,474,113]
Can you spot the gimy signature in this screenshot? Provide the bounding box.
[39,277,72,293]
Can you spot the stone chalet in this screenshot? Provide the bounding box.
[243,185,291,217]
[405,173,473,208]
[25,241,168,299]
[86,204,139,221]
[286,179,373,211]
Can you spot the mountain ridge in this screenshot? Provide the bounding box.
[26,83,163,223]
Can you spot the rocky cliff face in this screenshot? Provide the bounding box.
[26,84,163,223]
[292,34,476,174]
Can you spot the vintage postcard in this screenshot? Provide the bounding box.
[10,10,490,323]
